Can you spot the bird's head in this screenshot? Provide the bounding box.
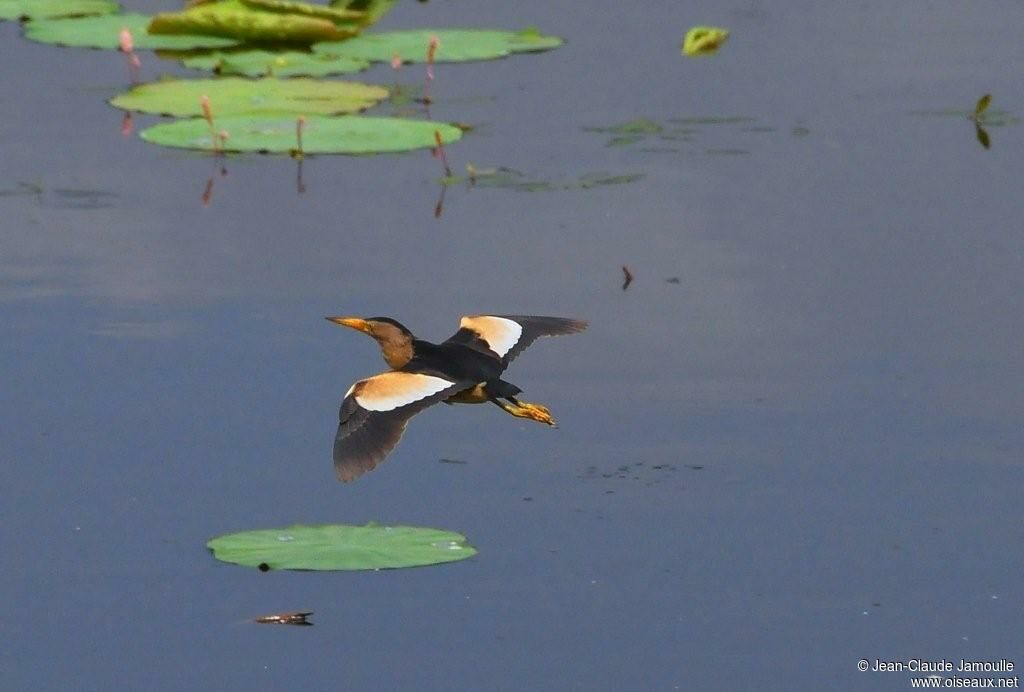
[326,316,415,369]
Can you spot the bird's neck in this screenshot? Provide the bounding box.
[379,337,417,370]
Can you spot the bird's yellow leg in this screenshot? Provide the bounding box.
[493,397,557,427]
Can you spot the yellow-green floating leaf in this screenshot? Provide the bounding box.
[241,0,364,23]
[1,0,117,21]
[141,114,463,154]
[182,48,369,77]
[207,523,477,571]
[333,0,395,28]
[110,77,387,117]
[974,93,992,119]
[23,12,238,49]
[314,27,563,63]
[682,26,729,57]
[149,0,356,45]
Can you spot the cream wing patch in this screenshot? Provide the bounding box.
[351,372,454,412]
[460,315,523,358]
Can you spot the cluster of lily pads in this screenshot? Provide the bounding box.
[10,0,563,157]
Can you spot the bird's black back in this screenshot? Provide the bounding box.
[404,339,503,383]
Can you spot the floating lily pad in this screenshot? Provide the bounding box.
[314,27,563,63]
[24,13,238,49]
[111,77,387,117]
[141,114,462,154]
[0,0,118,21]
[682,26,729,57]
[182,49,369,77]
[149,0,357,45]
[207,523,477,571]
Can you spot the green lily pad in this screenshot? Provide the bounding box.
[141,114,463,154]
[23,13,239,49]
[682,26,729,57]
[182,49,369,77]
[314,27,563,63]
[0,0,118,21]
[110,77,387,117]
[207,523,477,571]
[149,0,357,45]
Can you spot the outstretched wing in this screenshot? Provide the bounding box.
[334,371,467,482]
[444,315,587,367]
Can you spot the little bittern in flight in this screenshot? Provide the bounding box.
[326,314,587,482]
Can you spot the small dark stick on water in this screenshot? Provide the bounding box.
[622,265,634,290]
[254,612,314,626]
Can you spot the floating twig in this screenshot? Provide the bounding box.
[254,612,314,626]
[621,265,634,290]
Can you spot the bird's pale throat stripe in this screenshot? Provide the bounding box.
[461,315,522,357]
[354,372,454,411]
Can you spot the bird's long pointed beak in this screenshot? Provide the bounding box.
[326,316,373,334]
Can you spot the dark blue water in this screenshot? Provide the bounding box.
[2,2,1022,690]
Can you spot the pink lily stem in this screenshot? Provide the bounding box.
[200,95,227,154]
[424,35,440,104]
[433,130,451,178]
[119,28,140,84]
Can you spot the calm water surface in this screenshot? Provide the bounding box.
[2,2,1022,690]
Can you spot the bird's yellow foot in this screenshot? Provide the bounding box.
[499,399,557,427]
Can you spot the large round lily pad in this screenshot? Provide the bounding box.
[313,27,563,63]
[23,13,239,49]
[0,0,118,21]
[110,77,388,117]
[141,115,463,154]
[182,49,369,77]
[207,523,477,570]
